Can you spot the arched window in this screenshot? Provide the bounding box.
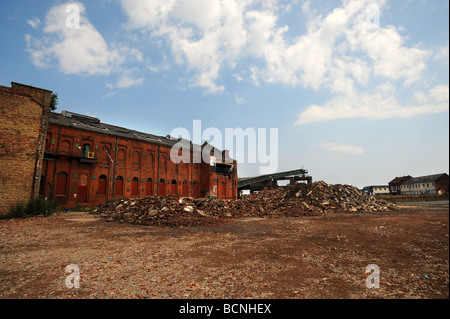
[98,175,107,196]
[159,179,166,196]
[60,140,71,154]
[55,172,68,205]
[146,178,153,196]
[78,174,89,203]
[182,180,188,196]
[160,155,167,171]
[82,144,91,154]
[115,176,124,196]
[147,153,154,170]
[55,172,68,196]
[132,151,141,164]
[118,149,126,164]
[132,151,141,170]
[171,180,177,194]
[131,177,139,196]
[100,146,110,163]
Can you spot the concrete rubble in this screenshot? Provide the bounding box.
[92,181,398,227]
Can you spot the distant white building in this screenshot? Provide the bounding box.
[400,174,449,195]
[363,185,389,196]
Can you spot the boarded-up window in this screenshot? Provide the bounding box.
[115,176,124,196]
[98,175,107,196]
[146,152,154,170]
[159,179,166,196]
[55,172,68,205]
[132,151,141,164]
[146,178,153,196]
[99,145,110,163]
[182,181,188,196]
[131,177,139,196]
[171,180,177,194]
[78,174,88,203]
[118,149,126,163]
[160,155,167,171]
[55,172,68,196]
[60,140,71,154]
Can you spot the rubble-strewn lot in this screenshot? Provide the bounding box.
[0,204,448,299]
[93,182,398,227]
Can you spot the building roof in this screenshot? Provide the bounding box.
[389,175,412,184]
[49,111,234,162]
[402,174,448,185]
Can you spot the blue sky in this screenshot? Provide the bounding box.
[1,0,448,188]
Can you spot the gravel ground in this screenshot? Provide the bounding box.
[0,206,448,299]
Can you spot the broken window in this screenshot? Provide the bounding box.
[216,163,233,176]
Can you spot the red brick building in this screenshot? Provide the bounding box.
[41,111,238,208]
[388,175,412,195]
[0,82,52,214]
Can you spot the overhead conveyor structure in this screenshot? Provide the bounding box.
[238,168,312,196]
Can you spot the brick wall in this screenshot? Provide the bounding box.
[0,83,52,214]
[42,120,238,209]
[436,174,449,193]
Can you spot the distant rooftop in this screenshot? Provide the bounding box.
[403,173,448,185]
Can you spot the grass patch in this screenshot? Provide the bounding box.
[1,198,58,220]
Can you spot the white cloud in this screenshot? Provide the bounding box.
[26,2,121,76]
[101,91,118,99]
[434,45,449,64]
[345,22,431,86]
[280,0,446,125]
[107,75,145,89]
[233,73,244,82]
[26,2,146,90]
[27,17,41,28]
[296,84,449,125]
[26,0,447,111]
[120,0,277,93]
[252,0,432,90]
[235,94,246,105]
[321,143,365,155]
[119,0,436,98]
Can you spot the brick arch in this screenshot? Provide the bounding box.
[60,140,71,154]
[132,151,141,164]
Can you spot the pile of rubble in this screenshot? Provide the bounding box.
[92,181,398,227]
[92,197,226,228]
[246,181,398,216]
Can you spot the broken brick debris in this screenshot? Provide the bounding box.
[92,181,398,227]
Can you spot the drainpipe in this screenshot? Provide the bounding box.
[157,144,161,195]
[112,136,118,199]
[50,126,61,203]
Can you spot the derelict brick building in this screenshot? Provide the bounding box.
[0,82,237,213]
[41,111,238,208]
[0,82,52,214]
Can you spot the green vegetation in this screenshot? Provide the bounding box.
[1,198,58,220]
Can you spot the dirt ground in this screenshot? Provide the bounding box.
[0,205,448,299]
